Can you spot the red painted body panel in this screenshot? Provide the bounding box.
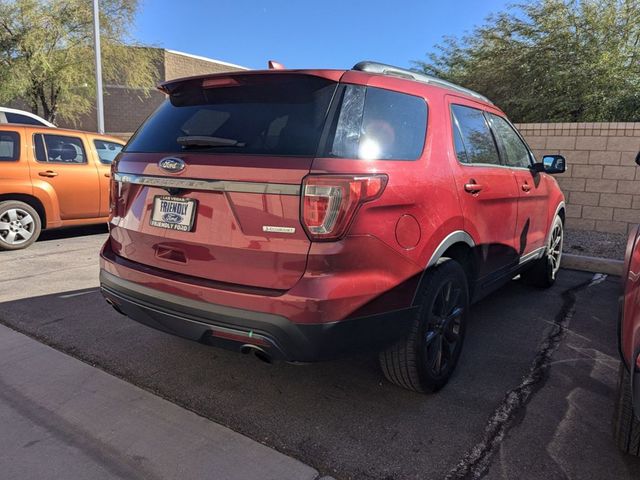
[621,225,640,368]
[101,233,420,324]
[111,153,312,290]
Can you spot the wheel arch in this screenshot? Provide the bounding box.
[413,231,476,304]
[558,205,566,224]
[547,201,566,245]
[0,194,47,227]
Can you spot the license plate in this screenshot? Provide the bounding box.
[150,196,197,232]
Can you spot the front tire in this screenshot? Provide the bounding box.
[614,362,640,456]
[0,201,42,251]
[379,259,469,393]
[521,214,563,288]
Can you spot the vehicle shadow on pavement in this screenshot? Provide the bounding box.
[0,270,639,479]
[37,224,108,242]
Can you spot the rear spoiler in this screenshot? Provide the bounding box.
[157,70,344,95]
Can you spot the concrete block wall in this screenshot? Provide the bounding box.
[515,123,640,234]
[163,50,245,81]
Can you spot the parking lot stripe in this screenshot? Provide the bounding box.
[59,290,99,299]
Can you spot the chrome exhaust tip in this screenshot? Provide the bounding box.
[240,344,272,364]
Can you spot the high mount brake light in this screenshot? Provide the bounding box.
[202,78,239,88]
[301,175,388,241]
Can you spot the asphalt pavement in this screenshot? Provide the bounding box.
[1,226,639,479]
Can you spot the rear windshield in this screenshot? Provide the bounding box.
[125,74,337,157]
[125,74,428,161]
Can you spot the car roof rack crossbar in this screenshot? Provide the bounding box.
[352,61,493,104]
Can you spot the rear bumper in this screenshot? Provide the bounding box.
[100,269,416,363]
[632,349,640,418]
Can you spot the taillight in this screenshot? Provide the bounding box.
[301,174,388,241]
[109,160,119,216]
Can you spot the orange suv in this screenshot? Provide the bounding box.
[0,124,124,250]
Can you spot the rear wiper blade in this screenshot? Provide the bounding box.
[177,136,246,148]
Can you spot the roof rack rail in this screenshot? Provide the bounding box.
[352,61,493,104]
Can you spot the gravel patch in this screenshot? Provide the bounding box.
[563,228,627,260]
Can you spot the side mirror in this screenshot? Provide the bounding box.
[635,151,640,166]
[533,154,566,174]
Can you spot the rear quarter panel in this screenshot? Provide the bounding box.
[309,79,465,309]
[0,126,32,196]
[621,225,640,368]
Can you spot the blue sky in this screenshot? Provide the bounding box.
[133,0,511,70]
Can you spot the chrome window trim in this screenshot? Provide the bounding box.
[113,172,301,196]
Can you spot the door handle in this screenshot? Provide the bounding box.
[38,170,58,178]
[464,182,484,193]
[522,183,531,192]
[104,173,111,178]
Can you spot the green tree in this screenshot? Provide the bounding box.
[0,0,159,124]
[415,0,640,122]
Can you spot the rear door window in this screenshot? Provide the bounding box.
[0,131,19,161]
[329,85,427,160]
[451,104,501,166]
[34,134,87,164]
[126,74,337,157]
[94,139,123,164]
[487,114,532,169]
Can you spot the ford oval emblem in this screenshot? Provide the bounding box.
[159,157,185,173]
[162,212,183,224]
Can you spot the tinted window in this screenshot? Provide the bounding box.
[126,75,337,157]
[34,134,86,164]
[5,112,46,126]
[488,114,532,168]
[451,105,500,166]
[94,139,123,164]
[34,134,46,161]
[0,131,19,161]
[329,85,427,160]
[451,121,468,164]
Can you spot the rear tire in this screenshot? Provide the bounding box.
[521,214,563,288]
[379,259,469,393]
[0,201,42,251]
[614,362,640,456]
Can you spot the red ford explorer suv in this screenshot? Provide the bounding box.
[616,151,640,454]
[100,61,566,393]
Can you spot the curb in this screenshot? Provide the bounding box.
[561,253,623,276]
[0,324,321,480]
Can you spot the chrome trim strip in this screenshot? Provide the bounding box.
[412,230,476,306]
[426,231,476,269]
[547,201,566,244]
[519,247,546,265]
[113,172,301,196]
